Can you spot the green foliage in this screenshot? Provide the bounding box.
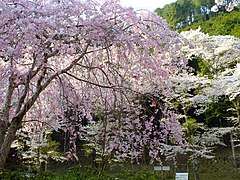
[182,117,198,144]
[155,0,215,29]
[181,11,240,38]
[0,168,36,180]
[155,3,180,29]
[16,130,65,172]
[195,59,211,77]
[192,0,213,8]
[156,0,238,31]
[66,165,99,180]
[2,154,240,180]
[205,96,236,127]
[182,118,198,134]
[155,0,195,30]
[188,56,213,78]
[39,139,60,156]
[0,165,167,180]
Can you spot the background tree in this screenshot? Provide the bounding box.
[177,0,195,25]
[155,0,239,30]
[192,0,215,20]
[181,11,240,37]
[169,28,240,178]
[155,3,180,29]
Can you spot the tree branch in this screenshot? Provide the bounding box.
[64,72,116,89]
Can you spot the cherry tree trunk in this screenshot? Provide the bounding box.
[0,118,21,168]
[0,118,7,150]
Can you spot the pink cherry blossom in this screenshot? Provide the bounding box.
[0,0,188,166]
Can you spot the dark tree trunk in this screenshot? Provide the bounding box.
[0,118,7,149]
[233,97,240,125]
[0,118,21,168]
[193,161,200,180]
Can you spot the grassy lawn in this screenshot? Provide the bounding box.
[1,147,240,179]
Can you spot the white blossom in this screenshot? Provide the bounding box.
[181,28,240,72]
[215,0,224,5]
[225,2,235,12]
[211,5,219,12]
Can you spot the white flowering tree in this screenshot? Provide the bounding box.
[181,28,240,74]
[171,72,211,119]
[181,28,240,123]
[166,29,240,179]
[211,0,239,13]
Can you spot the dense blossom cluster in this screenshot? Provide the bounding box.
[181,28,240,73]
[0,0,188,166]
[167,29,240,169]
[177,29,240,124]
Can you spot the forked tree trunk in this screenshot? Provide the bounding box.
[0,45,89,168]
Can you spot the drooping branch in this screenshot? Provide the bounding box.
[76,63,113,86]
[64,72,116,89]
[0,0,188,167]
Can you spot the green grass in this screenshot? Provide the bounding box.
[1,147,240,180]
